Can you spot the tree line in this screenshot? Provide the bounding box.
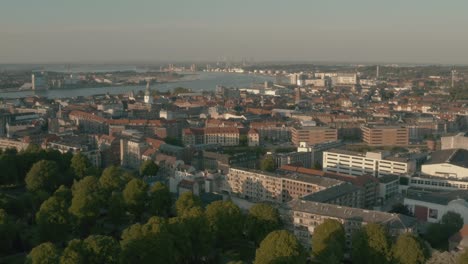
[1,147,468,263]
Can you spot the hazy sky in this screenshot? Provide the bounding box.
[1,0,468,64]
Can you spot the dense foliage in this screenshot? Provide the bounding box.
[0,149,288,263]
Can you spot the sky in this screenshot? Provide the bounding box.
[1,0,468,64]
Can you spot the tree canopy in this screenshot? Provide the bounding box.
[70,153,92,179]
[175,191,202,216]
[139,160,159,176]
[246,203,282,245]
[260,156,276,172]
[148,182,172,217]
[393,233,429,264]
[351,223,392,264]
[25,160,60,193]
[123,178,149,219]
[26,242,60,264]
[206,200,244,245]
[254,230,306,264]
[311,219,345,264]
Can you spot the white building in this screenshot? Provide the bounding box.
[404,190,468,224]
[421,149,468,179]
[441,133,468,150]
[323,149,416,178]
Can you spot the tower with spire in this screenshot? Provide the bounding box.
[144,79,153,104]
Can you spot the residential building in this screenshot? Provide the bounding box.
[378,175,400,200]
[279,165,379,209]
[288,199,417,247]
[361,125,409,146]
[291,126,338,146]
[250,121,291,142]
[120,130,148,170]
[301,183,364,208]
[225,167,342,204]
[182,127,240,146]
[248,129,260,146]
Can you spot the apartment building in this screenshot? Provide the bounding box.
[247,129,260,146]
[291,126,338,146]
[225,168,342,204]
[250,121,291,142]
[182,127,240,146]
[301,183,364,208]
[69,110,108,134]
[288,199,417,247]
[120,130,149,170]
[280,165,379,209]
[361,125,409,146]
[323,149,416,178]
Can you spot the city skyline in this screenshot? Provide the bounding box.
[2,0,468,64]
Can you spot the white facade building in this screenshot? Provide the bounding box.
[323,149,416,178]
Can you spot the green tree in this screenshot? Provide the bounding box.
[427,212,464,250]
[175,191,202,216]
[60,239,86,264]
[260,156,275,172]
[70,153,92,179]
[25,160,60,193]
[426,223,452,250]
[206,200,244,245]
[246,203,282,245]
[442,211,464,235]
[26,242,60,264]
[0,209,17,255]
[311,219,345,264]
[99,166,132,193]
[458,250,468,264]
[121,217,175,264]
[36,186,72,243]
[123,178,148,219]
[106,191,127,226]
[148,182,172,216]
[0,154,18,185]
[140,160,159,176]
[61,236,121,264]
[69,176,103,235]
[351,223,392,264]
[169,207,213,263]
[254,230,306,264]
[83,235,121,264]
[393,233,429,264]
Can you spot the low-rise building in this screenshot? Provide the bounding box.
[404,190,468,224]
[421,149,468,179]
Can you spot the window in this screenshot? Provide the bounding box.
[428,209,438,219]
